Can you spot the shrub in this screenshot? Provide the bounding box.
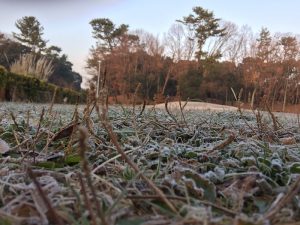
[0,70,86,103]
[0,65,7,73]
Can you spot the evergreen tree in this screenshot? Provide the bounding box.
[13,16,47,53]
[280,36,299,61]
[178,7,226,62]
[256,27,273,62]
[89,18,129,54]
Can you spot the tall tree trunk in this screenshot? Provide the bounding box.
[296,85,299,105]
[283,79,288,112]
[225,88,228,105]
[251,88,257,110]
[161,65,172,96]
[271,88,277,111]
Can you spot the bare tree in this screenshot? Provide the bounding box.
[206,21,237,59]
[164,23,197,62]
[221,24,255,63]
[183,28,197,61]
[135,29,164,56]
[164,23,186,61]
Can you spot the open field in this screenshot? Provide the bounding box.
[0,102,300,225]
[155,101,238,111]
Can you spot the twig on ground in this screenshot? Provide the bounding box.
[27,167,64,225]
[126,195,237,217]
[261,175,300,223]
[165,96,178,124]
[132,83,141,115]
[211,134,236,151]
[78,173,98,225]
[95,90,179,215]
[178,95,188,127]
[78,126,108,225]
[10,111,19,130]
[47,87,57,115]
[137,99,147,118]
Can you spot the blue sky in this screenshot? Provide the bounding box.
[0,0,299,85]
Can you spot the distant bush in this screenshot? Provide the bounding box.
[179,67,203,100]
[0,70,86,103]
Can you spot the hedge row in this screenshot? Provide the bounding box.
[0,69,86,104]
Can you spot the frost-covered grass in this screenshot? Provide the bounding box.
[0,102,300,225]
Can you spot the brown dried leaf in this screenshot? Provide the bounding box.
[280,137,296,145]
[52,122,80,141]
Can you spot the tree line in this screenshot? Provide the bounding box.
[0,16,82,91]
[87,6,300,110]
[1,7,300,109]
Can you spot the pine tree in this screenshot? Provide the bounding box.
[13,16,47,53]
[89,18,129,54]
[256,27,273,62]
[178,7,226,62]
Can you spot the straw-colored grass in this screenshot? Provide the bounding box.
[10,53,54,81]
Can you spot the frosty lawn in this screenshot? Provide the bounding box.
[0,102,300,225]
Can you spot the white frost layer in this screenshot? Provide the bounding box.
[155,101,237,111]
